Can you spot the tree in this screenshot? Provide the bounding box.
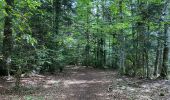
[1,0,14,76]
[159,0,170,78]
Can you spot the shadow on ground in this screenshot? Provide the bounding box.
[0,66,170,100]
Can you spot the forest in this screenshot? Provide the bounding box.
[0,0,170,99]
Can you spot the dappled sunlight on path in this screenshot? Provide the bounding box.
[0,66,170,100]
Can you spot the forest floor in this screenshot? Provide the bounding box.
[0,66,170,100]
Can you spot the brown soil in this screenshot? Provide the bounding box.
[0,66,170,100]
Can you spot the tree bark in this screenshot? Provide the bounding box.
[119,0,125,74]
[1,0,14,76]
[154,39,161,76]
[160,24,169,78]
[160,0,170,79]
[53,0,61,35]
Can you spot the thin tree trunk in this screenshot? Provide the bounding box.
[119,0,125,74]
[160,0,170,79]
[130,0,137,76]
[85,5,90,67]
[160,23,169,78]
[154,39,161,76]
[146,25,149,78]
[53,0,61,35]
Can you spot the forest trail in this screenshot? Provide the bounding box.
[0,66,115,100]
[55,66,115,100]
[0,66,170,100]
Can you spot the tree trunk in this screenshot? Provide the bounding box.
[154,39,161,76]
[53,0,61,35]
[160,0,170,78]
[85,4,90,67]
[160,24,169,78]
[1,0,14,76]
[119,0,125,74]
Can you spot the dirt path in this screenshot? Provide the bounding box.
[0,66,170,100]
[54,66,115,100]
[0,66,115,100]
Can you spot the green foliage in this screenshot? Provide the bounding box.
[0,0,169,79]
